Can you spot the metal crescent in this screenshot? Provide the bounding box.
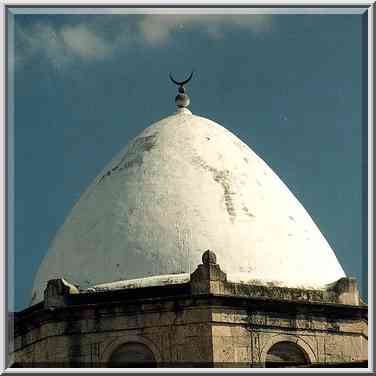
[169,71,194,86]
[169,73,180,86]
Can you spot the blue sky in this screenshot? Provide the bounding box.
[10,10,367,311]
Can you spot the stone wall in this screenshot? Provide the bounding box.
[211,307,368,366]
[11,299,214,366]
[10,251,368,368]
[11,300,368,367]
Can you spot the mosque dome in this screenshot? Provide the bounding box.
[31,101,346,305]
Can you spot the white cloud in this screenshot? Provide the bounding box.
[138,14,273,45]
[15,24,71,68]
[14,14,273,69]
[61,25,112,60]
[15,23,69,69]
[15,22,116,69]
[32,24,71,67]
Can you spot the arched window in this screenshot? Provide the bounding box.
[265,341,309,368]
[108,342,157,368]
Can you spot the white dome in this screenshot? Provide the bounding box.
[31,108,345,304]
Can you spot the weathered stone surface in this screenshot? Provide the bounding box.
[330,277,360,305]
[11,260,368,368]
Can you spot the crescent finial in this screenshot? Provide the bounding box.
[169,70,194,87]
[169,70,195,111]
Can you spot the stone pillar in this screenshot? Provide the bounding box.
[331,277,360,306]
[44,278,79,308]
[190,250,227,295]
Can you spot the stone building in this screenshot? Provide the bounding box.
[10,78,368,367]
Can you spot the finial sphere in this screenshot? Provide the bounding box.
[202,250,217,265]
[175,93,190,108]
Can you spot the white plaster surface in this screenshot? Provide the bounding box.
[31,109,346,304]
[86,273,191,292]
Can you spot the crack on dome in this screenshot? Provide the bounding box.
[98,134,158,183]
[191,155,236,222]
[242,206,255,218]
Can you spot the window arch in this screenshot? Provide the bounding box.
[265,341,309,368]
[108,342,157,368]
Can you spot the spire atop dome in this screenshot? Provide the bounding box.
[169,71,194,110]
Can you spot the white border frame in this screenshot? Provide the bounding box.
[1,1,373,373]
